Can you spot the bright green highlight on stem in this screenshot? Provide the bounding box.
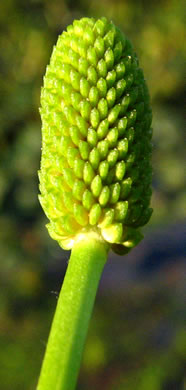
[37,233,108,390]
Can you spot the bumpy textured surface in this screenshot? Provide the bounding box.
[39,17,153,253]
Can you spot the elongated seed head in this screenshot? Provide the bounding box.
[39,17,153,254]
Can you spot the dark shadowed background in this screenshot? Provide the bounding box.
[0,0,185,389]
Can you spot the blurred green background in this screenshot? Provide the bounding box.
[0,0,185,389]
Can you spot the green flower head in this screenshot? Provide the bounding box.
[39,17,153,254]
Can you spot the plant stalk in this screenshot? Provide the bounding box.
[37,232,108,390]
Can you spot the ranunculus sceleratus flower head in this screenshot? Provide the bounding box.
[39,17,153,254]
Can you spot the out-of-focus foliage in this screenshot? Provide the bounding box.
[81,283,185,390]
[0,0,185,389]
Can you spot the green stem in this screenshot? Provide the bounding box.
[37,232,108,390]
